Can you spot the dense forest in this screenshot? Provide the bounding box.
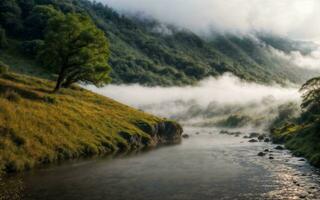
[0,0,318,87]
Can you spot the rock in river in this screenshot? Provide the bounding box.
[257,152,266,157]
[275,145,285,150]
[264,138,270,143]
[257,135,265,141]
[248,139,258,143]
[182,134,190,139]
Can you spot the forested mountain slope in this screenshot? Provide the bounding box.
[0,0,318,86]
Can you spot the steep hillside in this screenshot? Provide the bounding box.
[0,0,317,87]
[0,72,182,173]
[79,1,317,85]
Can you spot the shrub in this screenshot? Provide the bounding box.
[310,153,320,167]
[0,61,9,74]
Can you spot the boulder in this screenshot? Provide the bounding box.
[257,152,266,156]
[248,139,258,143]
[257,135,265,141]
[275,145,285,150]
[182,134,190,139]
[135,120,183,145]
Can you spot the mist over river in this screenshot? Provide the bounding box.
[2,74,320,200]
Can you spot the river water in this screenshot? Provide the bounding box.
[1,127,320,200]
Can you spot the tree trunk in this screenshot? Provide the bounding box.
[61,77,74,88]
[53,68,66,93]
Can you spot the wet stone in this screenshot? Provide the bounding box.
[182,134,190,139]
[257,152,266,157]
[248,132,260,138]
[257,135,265,141]
[248,139,258,143]
[275,145,285,150]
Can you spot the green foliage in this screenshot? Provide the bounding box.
[270,77,320,168]
[17,0,35,18]
[0,61,9,74]
[270,102,300,128]
[24,5,62,39]
[0,27,8,48]
[0,0,23,35]
[19,39,44,57]
[39,13,111,91]
[300,77,320,114]
[0,0,315,86]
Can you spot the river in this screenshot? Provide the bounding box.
[1,127,320,200]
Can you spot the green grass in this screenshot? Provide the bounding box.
[0,72,180,173]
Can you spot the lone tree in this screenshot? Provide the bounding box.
[300,77,320,114]
[39,13,111,92]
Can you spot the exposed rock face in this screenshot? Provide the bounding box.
[118,131,150,150]
[152,121,183,144]
[130,120,183,148]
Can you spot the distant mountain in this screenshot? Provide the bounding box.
[78,0,318,86]
[1,0,319,86]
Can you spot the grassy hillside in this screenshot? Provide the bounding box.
[0,72,182,173]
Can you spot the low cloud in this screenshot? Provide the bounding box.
[270,47,320,70]
[87,74,300,129]
[98,0,320,41]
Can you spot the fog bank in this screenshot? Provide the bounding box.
[98,0,320,41]
[87,74,300,129]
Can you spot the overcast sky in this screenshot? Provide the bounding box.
[97,0,320,41]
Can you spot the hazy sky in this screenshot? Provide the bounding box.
[98,0,320,41]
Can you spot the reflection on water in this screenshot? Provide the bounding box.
[0,176,23,200]
[1,127,320,200]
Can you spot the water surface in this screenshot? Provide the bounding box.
[2,127,320,200]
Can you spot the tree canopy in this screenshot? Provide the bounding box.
[24,5,61,39]
[0,0,23,35]
[299,77,320,114]
[39,13,111,92]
